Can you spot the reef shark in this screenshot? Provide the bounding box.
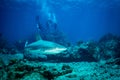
[24,39,67,55]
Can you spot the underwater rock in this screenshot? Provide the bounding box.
[0,53,24,66]
[58,41,97,62]
[0,58,5,69]
[99,33,120,42]
[0,48,8,54]
[62,64,71,70]
[14,40,26,52]
[60,34,120,62]
[105,58,120,65]
[0,59,73,80]
[68,34,120,62]
[39,63,72,80]
[99,33,120,60]
[0,69,7,80]
[22,72,46,80]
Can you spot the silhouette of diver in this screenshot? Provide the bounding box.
[35,15,48,40]
[36,16,44,31]
[35,12,59,41]
[35,13,69,46]
[36,12,58,31]
[46,12,58,31]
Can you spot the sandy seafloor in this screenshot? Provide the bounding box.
[0,57,120,80]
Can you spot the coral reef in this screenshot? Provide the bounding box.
[57,34,120,62]
[0,53,24,66]
[0,59,73,80]
[0,35,20,54]
[0,33,120,79]
[99,33,120,60]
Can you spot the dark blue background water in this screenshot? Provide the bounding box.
[0,0,120,44]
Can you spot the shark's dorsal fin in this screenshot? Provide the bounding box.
[25,41,28,47]
[36,33,42,41]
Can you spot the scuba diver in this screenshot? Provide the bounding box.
[46,12,58,32]
[35,12,59,41]
[36,12,58,32]
[36,15,44,31]
[35,13,69,46]
[35,15,47,40]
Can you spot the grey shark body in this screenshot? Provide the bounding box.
[25,40,67,55]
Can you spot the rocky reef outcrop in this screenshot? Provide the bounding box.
[53,33,120,62]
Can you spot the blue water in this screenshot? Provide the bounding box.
[0,0,120,44]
